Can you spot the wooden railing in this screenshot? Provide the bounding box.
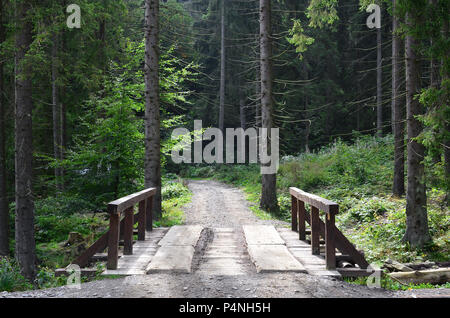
[289,187,369,271]
[72,188,157,270]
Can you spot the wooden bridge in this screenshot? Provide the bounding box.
[56,186,378,278]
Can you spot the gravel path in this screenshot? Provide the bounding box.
[183,179,287,228]
[1,179,448,298]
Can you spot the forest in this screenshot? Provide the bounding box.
[0,0,448,293]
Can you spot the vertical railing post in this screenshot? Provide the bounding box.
[325,211,336,270]
[146,196,153,231]
[107,212,120,269]
[298,200,306,240]
[138,200,146,241]
[123,206,134,255]
[310,206,320,255]
[291,195,298,232]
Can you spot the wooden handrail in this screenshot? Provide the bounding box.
[289,187,368,271]
[289,187,338,214]
[106,187,156,269]
[107,188,157,214]
[71,188,157,270]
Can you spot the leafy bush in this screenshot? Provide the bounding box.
[346,197,396,222]
[35,213,108,243]
[35,195,97,216]
[0,257,33,292]
[157,181,192,227]
[161,182,190,200]
[35,267,66,289]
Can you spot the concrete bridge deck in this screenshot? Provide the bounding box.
[102,225,341,277]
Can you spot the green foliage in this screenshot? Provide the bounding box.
[0,257,33,292]
[155,181,192,227]
[34,195,97,216]
[162,182,190,200]
[345,197,395,223]
[345,275,450,291]
[287,19,315,60]
[279,136,394,194]
[34,213,107,244]
[306,0,339,29]
[34,267,67,290]
[53,39,197,210]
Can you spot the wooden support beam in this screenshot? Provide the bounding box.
[325,212,336,270]
[311,206,320,255]
[107,213,120,270]
[298,200,306,240]
[303,207,369,269]
[291,196,298,232]
[138,200,146,241]
[123,206,134,255]
[146,196,153,231]
[73,232,108,268]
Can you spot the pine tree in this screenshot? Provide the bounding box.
[259,0,278,212]
[392,0,405,197]
[14,0,36,280]
[144,0,162,221]
[403,7,431,247]
[0,0,8,257]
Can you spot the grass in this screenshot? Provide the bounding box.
[181,135,450,290]
[344,275,450,291]
[156,179,192,227]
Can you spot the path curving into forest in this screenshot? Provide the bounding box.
[1,180,448,298]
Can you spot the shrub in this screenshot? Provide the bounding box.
[347,197,395,222]
[35,267,66,289]
[0,257,33,292]
[35,195,97,216]
[161,182,190,200]
[35,213,108,243]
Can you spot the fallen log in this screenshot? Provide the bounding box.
[389,268,450,285]
[402,261,436,271]
[383,259,414,272]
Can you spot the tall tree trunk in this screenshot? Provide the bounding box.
[0,0,9,256]
[144,0,161,219]
[442,17,450,204]
[403,12,431,247]
[59,29,66,190]
[376,22,383,137]
[304,96,310,153]
[427,0,442,166]
[429,0,440,89]
[15,0,36,280]
[392,0,405,197]
[259,0,278,212]
[51,35,63,192]
[239,95,246,129]
[219,0,226,132]
[255,59,261,128]
[304,120,311,154]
